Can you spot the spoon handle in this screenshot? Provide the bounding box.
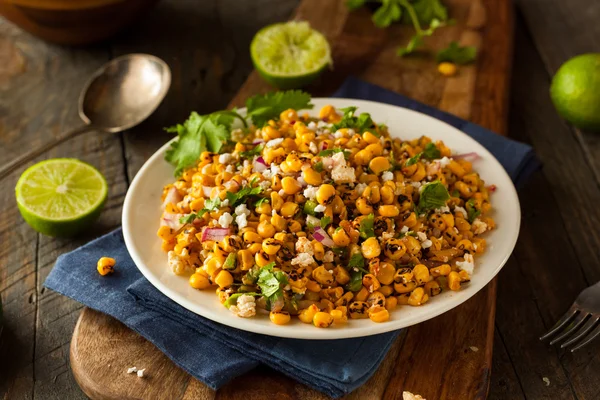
[0,124,94,181]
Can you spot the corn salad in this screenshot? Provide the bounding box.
[157,105,494,327]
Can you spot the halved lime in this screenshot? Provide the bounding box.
[251,21,332,89]
[15,158,108,237]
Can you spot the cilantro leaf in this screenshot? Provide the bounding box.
[256,262,288,308]
[348,252,367,273]
[223,292,260,309]
[345,254,366,292]
[239,144,263,160]
[318,148,351,159]
[320,216,332,229]
[332,106,375,133]
[179,213,197,225]
[313,161,324,172]
[179,197,222,224]
[405,152,423,167]
[436,41,477,65]
[346,0,366,11]
[246,90,313,127]
[372,0,402,28]
[359,213,375,239]
[423,142,441,159]
[226,185,263,208]
[466,199,481,223]
[411,0,448,25]
[417,181,450,214]
[254,197,269,207]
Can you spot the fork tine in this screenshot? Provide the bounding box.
[540,308,578,341]
[561,317,600,348]
[549,312,589,345]
[571,323,600,352]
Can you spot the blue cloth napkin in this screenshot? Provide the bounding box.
[44,78,539,398]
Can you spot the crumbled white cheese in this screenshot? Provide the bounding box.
[454,206,468,218]
[309,141,318,154]
[296,237,314,255]
[401,226,409,234]
[137,369,146,378]
[333,130,345,139]
[235,213,248,229]
[304,186,318,200]
[416,232,427,242]
[317,120,329,128]
[291,252,315,266]
[220,199,229,207]
[472,218,488,234]
[421,240,433,249]
[436,205,450,213]
[355,183,368,196]
[259,180,271,190]
[225,165,235,174]
[230,295,256,318]
[235,204,251,216]
[314,204,326,213]
[439,156,451,168]
[168,250,193,276]
[219,153,233,164]
[308,121,317,129]
[403,392,426,400]
[306,215,320,227]
[330,152,356,183]
[381,171,394,181]
[323,251,334,263]
[381,232,394,240]
[127,367,137,374]
[456,253,475,275]
[218,212,234,228]
[411,181,422,189]
[266,138,284,148]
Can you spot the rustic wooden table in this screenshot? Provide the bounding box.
[1,1,599,399]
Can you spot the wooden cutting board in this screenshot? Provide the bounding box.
[69,0,513,398]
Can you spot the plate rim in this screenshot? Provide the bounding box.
[122,97,521,340]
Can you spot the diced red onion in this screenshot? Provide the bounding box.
[161,213,185,230]
[312,227,335,247]
[320,142,328,151]
[453,152,481,161]
[161,187,182,210]
[202,186,214,198]
[487,184,497,192]
[201,227,230,242]
[256,156,267,166]
[252,139,265,145]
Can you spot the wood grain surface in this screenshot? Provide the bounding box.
[68,0,513,399]
[3,0,600,399]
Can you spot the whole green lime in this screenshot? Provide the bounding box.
[550,53,600,131]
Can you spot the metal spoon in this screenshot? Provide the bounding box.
[0,53,171,180]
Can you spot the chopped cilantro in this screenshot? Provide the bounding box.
[318,148,351,159]
[313,161,324,172]
[422,142,441,159]
[466,198,481,223]
[254,197,269,207]
[226,185,263,207]
[451,189,460,198]
[179,197,221,224]
[246,90,313,127]
[359,213,375,239]
[255,262,288,309]
[332,106,375,133]
[239,144,263,159]
[348,253,368,273]
[405,152,422,167]
[417,181,450,214]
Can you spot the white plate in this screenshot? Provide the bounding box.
[122,98,520,340]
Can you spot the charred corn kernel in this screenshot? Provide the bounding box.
[397,293,410,305]
[455,181,475,198]
[385,295,397,310]
[306,280,322,292]
[472,237,486,254]
[362,274,381,292]
[455,217,471,232]
[376,262,396,285]
[361,237,381,259]
[378,205,399,217]
[316,184,336,205]
[333,266,351,284]
[448,271,461,291]
[408,287,427,306]
[431,264,452,277]
[355,197,374,215]
[379,285,393,297]
[303,167,322,185]
[404,235,421,255]
[237,250,254,271]
[285,153,303,172]
[298,304,320,323]
[312,266,334,285]
[367,291,386,308]
[255,250,273,267]
[411,164,427,182]
[281,177,302,195]
[424,280,442,297]
[221,235,242,252]
[448,160,466,178]
[413,264,430,285]
[288,220,302,233]
[97,257,115,276]
[458,270,471,281]
[456,239,473,252]
[362,131,380,144]
[369,306,390,323]
[383,238,407,260]
[189,272,211,289]
[262,238,281,255]
[349,301,369,319]
[243,231,262,244]
[280,202,299,217]
[270,213,287,231]
[331,228,351,247]
[157,226,175,241]
[438,62,457,77]
[335,291,354,308]
[257,221,276,238]
[214,270,233,288]
[401,212,418,228]
[313,312,334,328]
[369,157,390,175]
[270,311,291,325]
[394,281,417,294]
[354,287,370,302]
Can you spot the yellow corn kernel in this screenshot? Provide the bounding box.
[361,237,381,259]
[157,226,176,241]
[430,264,451,277]
[397,293,410,305]
[353,149,373,166]
[298,304,320,324]
[247,242,262,255]
[349,301,370,319]
[303,167,322,186]
[403,235,421,255]
[243,231,262,244]
[362,274,381,292]
[312,266,334,285]
[448,271,461,291]
[237,249,254,271]
[380,186,395,205]
[270,311,291,325]
[411,163,427,182]
[214,270,233,288]
[385,295,397,311]
[270,191,283,211]
[313,311,334,328]
[288,220,302,233]
[316,184,336,205]
[379,285,393,297]
[306,280,322,292]
[330,309,347,324]
[458,270,471,282]
[97,257,116,276]
[270,212,288,231]
[333,266,351,284]
[369,156,390,175]
[255,250,273,267]
[262,238,281,255]
[472,237,486,254]
[383,238,407,260]
[362,131,380,144]
[331,228,351,247]
[355,197,374,215]
[408,287,426,306]
[368,306,390,323]
[438,62,457,77]
[413,264,430,285]
[378,205,399,217]
[394,281,417,294]
[281,177,302,195]
[257,221,276,238]
[255,201,272,215]
[424,280,442,297]
[280,202,299,218]
[376,262,396,285]
[354,287,370,302]
[189,272,211,289]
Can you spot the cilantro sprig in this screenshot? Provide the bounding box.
[256,262,288,309]
[179,197,222,224]
[226,184,263,208]
[246,90,313,127]
[416,181,450,214]
[466,198,481,223]
[405,142,441,166]
[332,106,374,133]
[345,253,367,292]
[318,148,351,159]
[359,213,375,239]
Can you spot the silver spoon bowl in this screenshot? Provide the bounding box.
[1,53,171,179]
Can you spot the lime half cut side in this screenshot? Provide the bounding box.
[15,158,108,237]
[251,21,332,89]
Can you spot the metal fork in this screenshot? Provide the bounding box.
[540,281,600,352]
